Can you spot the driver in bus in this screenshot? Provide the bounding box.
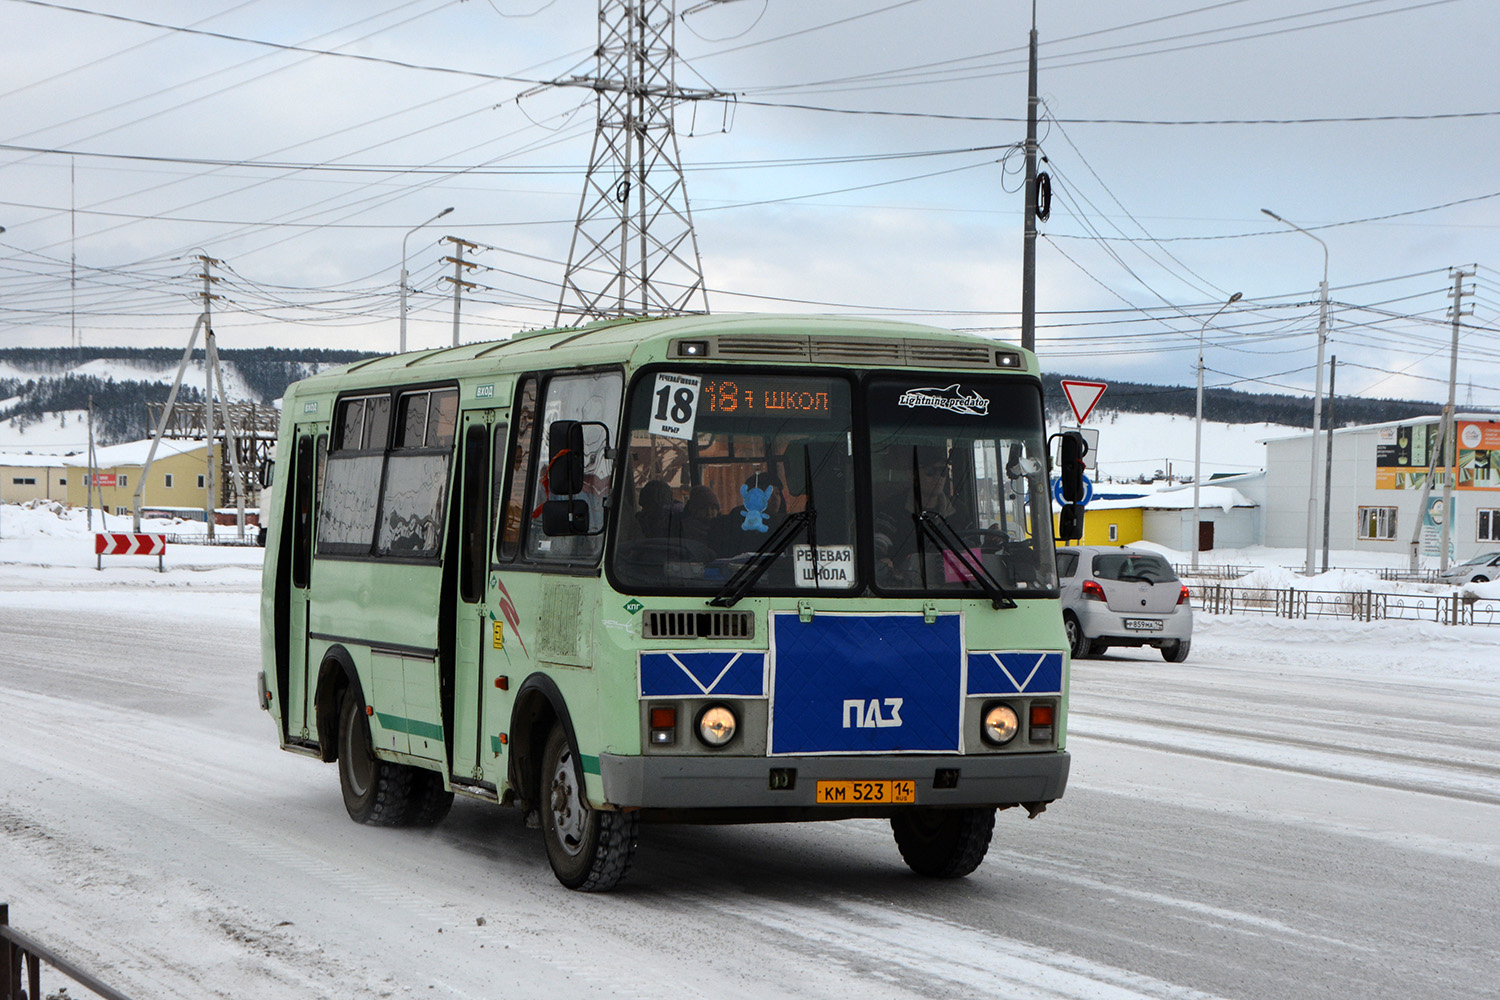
[873,445,965,587]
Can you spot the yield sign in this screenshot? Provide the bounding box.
[1060,379,1107,424]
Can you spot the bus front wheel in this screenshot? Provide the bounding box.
[890,807,996,878]
[539,725,637,891]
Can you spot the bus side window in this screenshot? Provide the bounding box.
[527,371,623,563]
[499,378,537,561]
[291,434,315,589]
[460,423,495,604]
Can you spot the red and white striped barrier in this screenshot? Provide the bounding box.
[95,533,167,572]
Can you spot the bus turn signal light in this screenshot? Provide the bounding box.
[1030,704,1054,727]
[650,706,677,746]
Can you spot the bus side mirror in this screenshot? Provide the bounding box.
[1058,503,1084,542]
[259,458,275,489]
[1060,431,1087,503]
[542,499,590,535]
[548,421,586,495]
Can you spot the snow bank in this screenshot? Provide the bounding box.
[0,499,264,585]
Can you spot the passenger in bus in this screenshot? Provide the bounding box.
[681,485,722,545]
[636,479,683,539]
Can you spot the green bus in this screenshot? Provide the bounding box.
[259,314,1072,891]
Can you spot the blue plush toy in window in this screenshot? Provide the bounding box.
[736,472,782,533]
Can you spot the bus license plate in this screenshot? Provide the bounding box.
[815,780,917,805]
[1124,618,1164,631]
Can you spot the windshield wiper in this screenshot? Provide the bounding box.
[913,508,1017,610]
[710,447,822,608]
[903,445,1015,610]
[707,509,815,608]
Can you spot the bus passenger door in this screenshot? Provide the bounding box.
[451,413,502,782]
[283,431,318,743]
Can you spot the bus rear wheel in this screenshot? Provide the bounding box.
[338,688,417,826]
[539,725,637,891]
[891,807,996,878]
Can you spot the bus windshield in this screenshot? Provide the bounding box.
[609,369,1056,598]
[866,375,1056,596]
[612,372,857,594]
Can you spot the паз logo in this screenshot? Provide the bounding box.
[896,384,990,416]
[843,698,904,729]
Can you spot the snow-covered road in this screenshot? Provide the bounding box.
[2,581,1498,999]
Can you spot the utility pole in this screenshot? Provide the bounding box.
[1321,355,1335,572]
[1439,266,1475,572]
[554,0,722,323]
[87,396,96,530]
[202,257,219,542]
[442,236,479,348]
[134,255,248,540]
[1019,0,1039,353]
[1261,209,1328,576]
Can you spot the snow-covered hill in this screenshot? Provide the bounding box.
[1078,410,1299,483]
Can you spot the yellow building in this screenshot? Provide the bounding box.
[63,439,212,516]
[1052,502,1145,547]
[0,454,71,504]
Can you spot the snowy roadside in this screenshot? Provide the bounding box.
[0,500,262,591]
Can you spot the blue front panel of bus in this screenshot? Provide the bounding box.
[769,613,962,755]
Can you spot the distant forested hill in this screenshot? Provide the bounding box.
[0,346,1472,448]
[1041,372,1447,428]
[0,347,375,446]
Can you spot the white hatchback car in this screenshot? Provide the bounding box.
[1438,551,1500,585]
[1056,546,1193,662]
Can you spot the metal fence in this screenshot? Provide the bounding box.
[3,903,134,1000]
[157,532,261,547]
[1193,584,1500,626]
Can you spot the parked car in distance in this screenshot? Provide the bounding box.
[1057,546,1193,662]
[1438,551,1500,585]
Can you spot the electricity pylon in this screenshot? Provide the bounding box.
[555,0,723,324]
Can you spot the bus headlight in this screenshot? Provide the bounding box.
[981,703,1019,745]
[696,705,737,748]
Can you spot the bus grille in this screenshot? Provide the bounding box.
[643,610,756,640]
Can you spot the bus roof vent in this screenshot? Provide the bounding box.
[810,338,903,364]
[643,609,756,641]
[903,342,996,368]
[713,336,810,360]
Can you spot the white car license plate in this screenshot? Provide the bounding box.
[1124,618,1164,631]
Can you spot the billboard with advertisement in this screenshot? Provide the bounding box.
[1376,421,1500,491]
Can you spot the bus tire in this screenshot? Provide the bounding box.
[890,807,996,878]
[539,724,637,891]
[405,768,455,827]
[338,689,415,827]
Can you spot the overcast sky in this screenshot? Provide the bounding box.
[2,0,1498,411]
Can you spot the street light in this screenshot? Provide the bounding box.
[1193,291,1242,571]
[1261,208,1330,576]
[399,207,453,353]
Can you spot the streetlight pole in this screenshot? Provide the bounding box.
[399,207,453,353]
[1262,208,1329,576]
[1193,291,1242,571]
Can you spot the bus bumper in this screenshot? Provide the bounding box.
[598,750,1069,812]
